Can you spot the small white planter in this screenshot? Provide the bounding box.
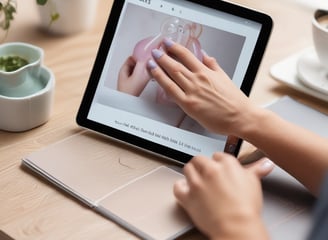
[0,42,55,132]
[37,0,98,35]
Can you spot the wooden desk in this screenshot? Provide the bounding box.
[1,0,327,239]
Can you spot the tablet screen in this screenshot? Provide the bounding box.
[77,0,272,164]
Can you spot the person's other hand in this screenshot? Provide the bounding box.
[174,152,274,239]
[148,38,258,137]
[118,56,152,96]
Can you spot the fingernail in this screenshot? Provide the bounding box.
[175,179,189,193]
[152,49,164,59]
[147,59,158,70]
[163,37,175,48]
[261,159,274,171]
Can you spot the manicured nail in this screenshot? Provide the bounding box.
[147,59,158,70]
[261,159,274,171]
[163,37,175,48]
[152,49,164,59]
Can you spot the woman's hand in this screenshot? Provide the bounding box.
[147,38,258,137]
[147,39,328,197]
[174,152,274,239]
[118,56,152,96]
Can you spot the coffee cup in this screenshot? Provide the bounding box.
[312,9,328,71]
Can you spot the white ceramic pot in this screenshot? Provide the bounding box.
[37,0,98,35]
[0,42,55,132]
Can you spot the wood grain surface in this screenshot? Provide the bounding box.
[1,0,327,239]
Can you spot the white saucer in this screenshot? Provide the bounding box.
[270,48,328,103]
[297,49,328,95]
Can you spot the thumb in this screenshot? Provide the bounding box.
[245,158,275,179]
[173,178,190,205]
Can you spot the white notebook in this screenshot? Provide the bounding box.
[22,132,193,240]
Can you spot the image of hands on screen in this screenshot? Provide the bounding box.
[89,2,253,157]
[117,17,203,102]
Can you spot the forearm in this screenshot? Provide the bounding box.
[238,107,328,196]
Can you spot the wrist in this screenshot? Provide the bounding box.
[210,214,269,240]
[235,105,272,143]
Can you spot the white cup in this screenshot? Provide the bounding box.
[312,9,328,71]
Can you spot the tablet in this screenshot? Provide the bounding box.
[76,0,272,164]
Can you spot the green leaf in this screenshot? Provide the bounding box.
[0,0,17,31]
[51,13,60,22]
[36,0,48,6]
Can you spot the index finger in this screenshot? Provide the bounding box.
[147,58,187,102]
[163,38,204,72]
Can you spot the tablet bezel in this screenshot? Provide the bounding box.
[76,0,273,164]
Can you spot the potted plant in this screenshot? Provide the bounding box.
[37,0,98,35]
[0,0,98,37]
[36,0,60,27]
[0,0,16,40]
[0,42,55,132]
[0,0,59,38]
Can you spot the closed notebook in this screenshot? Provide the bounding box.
[22,131,193,240]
